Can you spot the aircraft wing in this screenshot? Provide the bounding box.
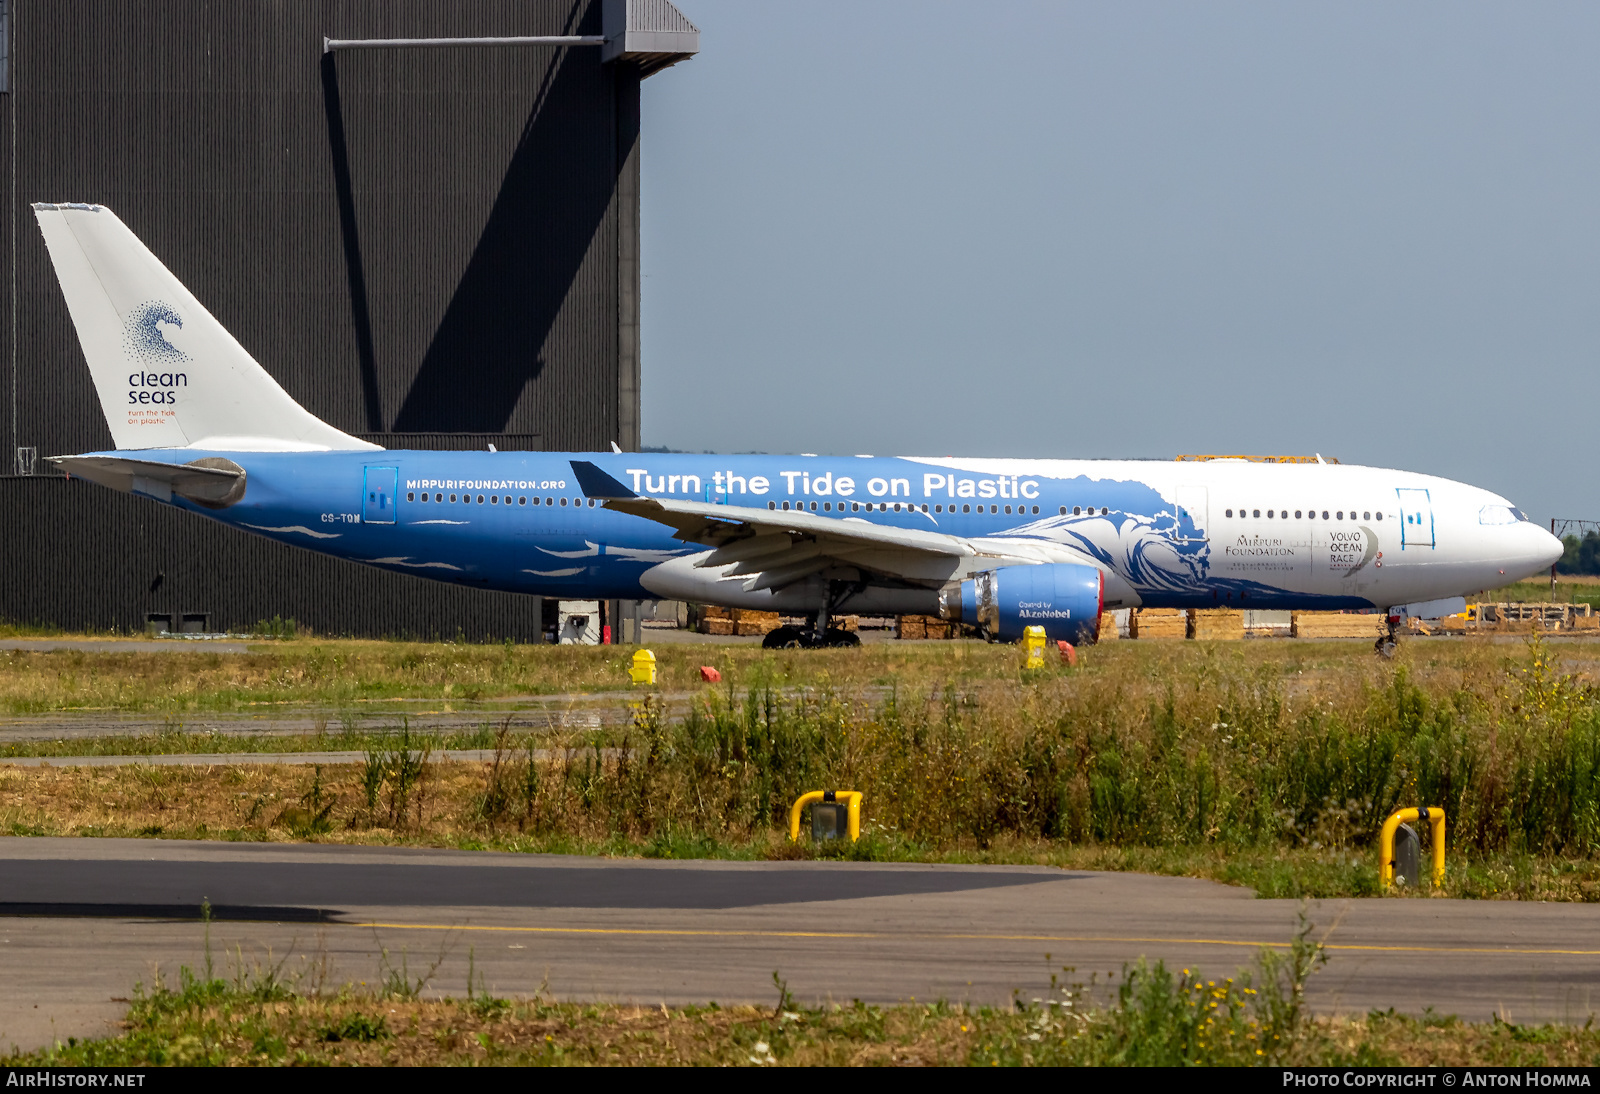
[49,454,247,508]
[571,460,1053,590]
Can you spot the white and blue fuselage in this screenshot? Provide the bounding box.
[83,447,1561,621]
[29,201,1562,640]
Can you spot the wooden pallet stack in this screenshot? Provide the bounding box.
[698,606,782,636]
[1468,602,1596,633]
[897,614,940,639]
[1190,609,1244,641]
[1097,612,1120,641]
[1290,612,1386,639]
[1130,608,1188,639]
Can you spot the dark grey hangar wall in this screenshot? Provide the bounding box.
[0,0,698,638]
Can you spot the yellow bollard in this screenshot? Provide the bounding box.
[788,790,863,842]
[1023,625,1047,668]
[1379,806,1446,888]
[628,648,657,686]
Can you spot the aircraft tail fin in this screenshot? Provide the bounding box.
[32,203,377,452]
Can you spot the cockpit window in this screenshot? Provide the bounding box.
[1479,505,1522,526]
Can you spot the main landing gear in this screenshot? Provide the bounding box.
[762,625,861,649]
[760,581,866,649]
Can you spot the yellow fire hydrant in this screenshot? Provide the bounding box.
[628,648,657,686]
[1023,625,1047,668]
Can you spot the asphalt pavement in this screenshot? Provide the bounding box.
[1,838,1597,1053]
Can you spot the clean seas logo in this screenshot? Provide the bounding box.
[122,300,188,405]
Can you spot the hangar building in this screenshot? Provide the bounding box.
[0,0,697,640]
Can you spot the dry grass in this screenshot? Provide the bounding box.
[7,630,1600,715]
[0,639,1026,714]
[5,635,1600,901]
[13,964,1600,1067]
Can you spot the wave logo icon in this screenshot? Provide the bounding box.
[122,300,189,364]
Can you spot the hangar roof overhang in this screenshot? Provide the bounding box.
[323,0,699,79]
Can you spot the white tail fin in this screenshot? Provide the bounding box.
[32,203,377,452]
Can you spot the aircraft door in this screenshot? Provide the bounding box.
[1396,488,1435,549]
[363,466,398,525]
[1173,486,1208,543]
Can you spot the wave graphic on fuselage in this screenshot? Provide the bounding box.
[363,556,461,571]
[1009,510,1211,596]
[535,541,693,564]
[242,523,341,540]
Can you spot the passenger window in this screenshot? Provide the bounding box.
[559,498,567,507]
[852,502,861,512]
[1321,511,1328,520]
[449,494,457,503]
[1073,506,1081,516]
[768,501,776,510]
[992,505,1000,514]
[545,497,553,506]
[490,495,498,504]
[1100,507,1109,516]
[963,504,971,513]
[1252,509,1260,518]
[518,497,526,506]
[1294,510,1302,519]
[1336,511,1343,520]
[1032,506,1039,514]
[1225,509,1232,518]
[1059,506,1067,515]
[1375,512,1383,521]
[1267,509,1274,518]
[1005,505,1012,514]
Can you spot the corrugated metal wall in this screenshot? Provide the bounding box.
[0,0,642,638]
[0,477,542,639]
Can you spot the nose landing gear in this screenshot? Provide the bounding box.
[1375,612,1402,658]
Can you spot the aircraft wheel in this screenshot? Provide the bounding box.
[821,628,861,648]
[762,625,807,650]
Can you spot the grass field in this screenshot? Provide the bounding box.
[4,633,1600,900]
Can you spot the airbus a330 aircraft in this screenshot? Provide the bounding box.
[32,203,1563,648]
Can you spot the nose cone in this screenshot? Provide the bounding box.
[1534,525,1564,570]
[1501,521,1563,582]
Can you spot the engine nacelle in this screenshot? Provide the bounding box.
[939,563,1104,644]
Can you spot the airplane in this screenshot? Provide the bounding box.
[30,203,1565,650]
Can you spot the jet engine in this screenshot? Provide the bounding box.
[939,563,1103,644]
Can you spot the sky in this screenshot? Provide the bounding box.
[637,2,1600,524]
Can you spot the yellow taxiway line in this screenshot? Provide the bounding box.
[352,922,1600,957]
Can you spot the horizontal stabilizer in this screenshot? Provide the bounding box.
[50,454,247,509]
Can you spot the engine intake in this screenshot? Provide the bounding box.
[939,563,1103,644]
